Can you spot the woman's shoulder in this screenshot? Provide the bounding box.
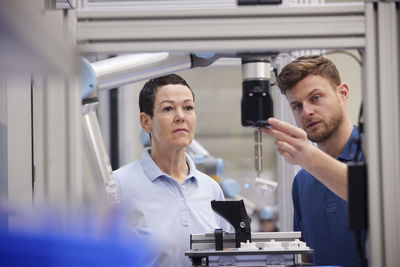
[194,170,221,189]
[113,159,142,180]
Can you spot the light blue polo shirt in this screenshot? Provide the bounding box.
[292,126,363,267]
[113,148,230,267]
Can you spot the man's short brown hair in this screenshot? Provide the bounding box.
[277,55,342,95]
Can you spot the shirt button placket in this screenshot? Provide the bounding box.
[180,188,189,226]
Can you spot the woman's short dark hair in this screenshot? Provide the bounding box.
[139,74,194,118]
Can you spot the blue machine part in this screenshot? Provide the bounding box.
[140,129,151,146]
[220,178,240,199]
[80,57,96,99]
[194,52,216,59]
[0,207,152,267]
[259,206,278,221]
[215,158,224,177]
[189,154,224,177]
[190,154,206,164]
[0,230,149,267]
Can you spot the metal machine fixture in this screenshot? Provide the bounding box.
[241,56,277,192]
[186,200,312,266]
[211,200,252,248]
[241,57,273,178]
[187,231,312,267]
[241,56,274,129]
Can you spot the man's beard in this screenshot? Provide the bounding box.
[306,102,343,143]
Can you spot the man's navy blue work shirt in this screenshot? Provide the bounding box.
[292,126,362,267]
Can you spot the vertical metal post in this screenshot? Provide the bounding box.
[376,2,400,266]
[274,54,300,231]
[4,75,33,215]
[0,74,8,230]
[363,3,384,266]
[118,83,143,167]
[364,1,400,266]
[32,8,83,211]
[64,9,83,209]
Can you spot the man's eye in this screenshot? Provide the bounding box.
[312,95,320,101]
[292,104,302,111]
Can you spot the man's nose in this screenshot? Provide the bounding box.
[302,103,314,117]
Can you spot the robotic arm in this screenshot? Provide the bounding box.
[80,52,220,98]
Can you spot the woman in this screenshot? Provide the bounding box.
[113,74,229,267]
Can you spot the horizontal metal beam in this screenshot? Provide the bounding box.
[77,3,364,19]
[76,3,365,54]
[77,38,365,54]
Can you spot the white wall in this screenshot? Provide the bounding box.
[326,51,362,126]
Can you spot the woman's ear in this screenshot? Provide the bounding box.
[140,112,152,133]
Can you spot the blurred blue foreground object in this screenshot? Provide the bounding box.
[0,230,148,267]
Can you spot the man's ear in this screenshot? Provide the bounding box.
[338,82,349,103]
[140,112,152,133]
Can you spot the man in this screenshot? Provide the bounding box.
[263,55,362,267]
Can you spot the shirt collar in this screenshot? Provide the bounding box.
[337,126,360,162]
[140,148,200,183]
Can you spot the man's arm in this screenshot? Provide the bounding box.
[262,118,348,201]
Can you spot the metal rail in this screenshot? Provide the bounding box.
[76,3,365,53]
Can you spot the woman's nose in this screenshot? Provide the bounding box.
[174,108,185,122]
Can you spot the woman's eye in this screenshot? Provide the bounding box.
[185,105,194,111]
[163,106,173,112]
